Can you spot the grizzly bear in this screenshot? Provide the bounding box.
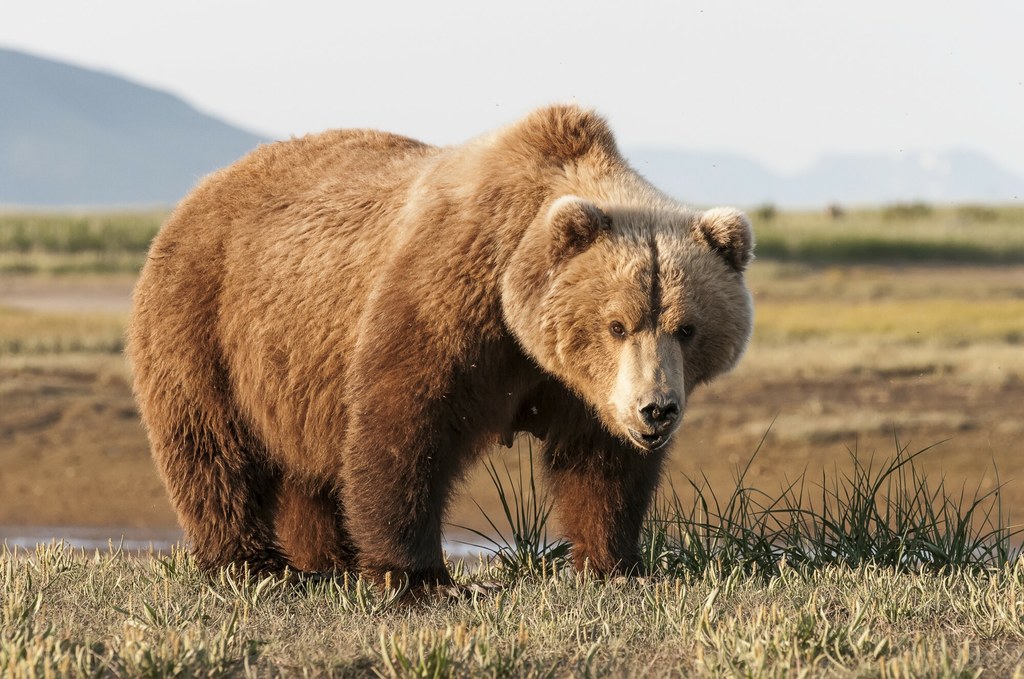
[127,104,754,587]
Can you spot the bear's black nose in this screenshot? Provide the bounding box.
[639,400,679,427]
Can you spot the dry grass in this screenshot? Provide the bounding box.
[3,543,1024,677]
[755,204,1024,264]
[4,434,1023,676]
[0,306,126,354]
[754,298,1024,344]
[734,339,1023,384]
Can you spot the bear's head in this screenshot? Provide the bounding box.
[502,195,754,451]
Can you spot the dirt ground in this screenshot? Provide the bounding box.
[0,274,136,313]
[2,269,1023,545]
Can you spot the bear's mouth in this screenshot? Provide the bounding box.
[628,428,671,451]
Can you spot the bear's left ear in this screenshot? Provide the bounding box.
[547,195,612,258]
[695,208,754,272]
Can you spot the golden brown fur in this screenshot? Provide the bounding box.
[127,105,754,585]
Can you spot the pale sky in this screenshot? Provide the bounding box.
[3,1,1023,177]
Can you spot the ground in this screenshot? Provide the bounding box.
[5,544,1024,676]
[2,263,1022,542]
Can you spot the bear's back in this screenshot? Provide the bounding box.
[203,128,434,224]
[131,128,439,469]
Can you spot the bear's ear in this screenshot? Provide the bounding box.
[695,208,754,272]
[547,195,612,258]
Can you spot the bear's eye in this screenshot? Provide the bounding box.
[676,324,697,342]
[609,321,627,339]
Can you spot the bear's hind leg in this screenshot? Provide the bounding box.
[275,478,356,573]
[130,246,287,575]
[155,416,288,574]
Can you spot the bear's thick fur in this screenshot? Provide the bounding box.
[128,105,754,585]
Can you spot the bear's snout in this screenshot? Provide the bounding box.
[625,391,682,451]
[608,333,687,452]
[638,395,680,429]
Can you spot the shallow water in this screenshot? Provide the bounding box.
[0,525,183,553]
[0,525,488,560]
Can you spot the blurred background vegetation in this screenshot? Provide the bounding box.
[1,204,1022,540]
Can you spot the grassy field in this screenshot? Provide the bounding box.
[753,203,1024,264]
[3,443,1023,677]
[2,203,1024,275]
[0,305,125,354]
[2,205,1024,675]
[5,546,1024,677]
[0,211,162,275]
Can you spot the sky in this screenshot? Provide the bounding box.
[2,1,1023,177]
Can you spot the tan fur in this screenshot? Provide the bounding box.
[127,105,754,584]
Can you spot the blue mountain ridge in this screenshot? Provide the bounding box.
[627,148,1023,208]
[2,46,1021,207]
[0,47,265,206]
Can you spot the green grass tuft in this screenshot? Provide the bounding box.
[641,432,1021,580]
[458,439,571,578]
[462,431,1019,588]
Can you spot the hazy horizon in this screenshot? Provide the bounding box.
[3,1,1023,182]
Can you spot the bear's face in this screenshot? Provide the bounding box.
[503,197,753,451]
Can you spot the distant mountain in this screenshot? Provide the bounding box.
[789,150,1024,207]
[2,46,1022,208]
[626,149,782,207]
[627,148,1024,208]
[0,47,267,206]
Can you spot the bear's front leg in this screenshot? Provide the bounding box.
[339,417,460,590]
[543,436,667,575]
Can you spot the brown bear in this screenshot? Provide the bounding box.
[127,104,754,587]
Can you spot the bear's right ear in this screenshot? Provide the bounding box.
[547,195,612,258]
